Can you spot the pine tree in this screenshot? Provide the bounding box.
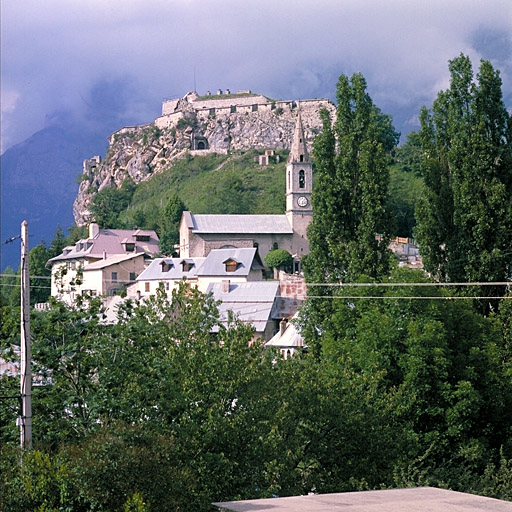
[415,54,512,313]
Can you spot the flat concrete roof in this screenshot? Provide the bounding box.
[212,487,512,511]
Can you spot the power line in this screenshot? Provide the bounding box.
[0,274,52,280]
[305,281,511,287]
[0,283,51,290]
[307,295,512,300]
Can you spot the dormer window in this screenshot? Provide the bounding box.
[223,258,239,272]
[181,259,194,272]
[122,238,136,252]
[133,230,151,242]
[160,260,173,272]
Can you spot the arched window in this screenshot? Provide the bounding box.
[299,170,305,189]
[197,141,205,150]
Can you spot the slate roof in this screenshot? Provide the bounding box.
[266,314,304,349]
[197,248,263,277]
[47,228,159,265]
[83,252,146,271]
[136,257,205,281]
[206,281,280,333]
[184,212,293,234]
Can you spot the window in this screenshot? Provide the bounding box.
[111,272,118,283]
[129,272,136,281]
[165,282,170,291]
[181,260,194,272]
[299,155,304,162]
[145,282,150,292]
[299,170,305,188]
[273,242,279,250]
[225,260,237,272]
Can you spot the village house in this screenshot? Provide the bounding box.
[265,313,305,359]
[133,247,264,298]
[132,256,205,298]
[47,224,159,303]
[207,281,282,343]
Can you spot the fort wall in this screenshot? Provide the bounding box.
[156,91,332,131]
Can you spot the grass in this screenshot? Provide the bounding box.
[117,150,289,230]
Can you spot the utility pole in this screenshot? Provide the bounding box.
[20,220,32,450]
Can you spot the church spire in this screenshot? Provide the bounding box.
[287,112,310,164]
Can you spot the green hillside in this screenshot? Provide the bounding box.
[90,149,288,235]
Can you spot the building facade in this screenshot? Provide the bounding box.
[47,224,159,303]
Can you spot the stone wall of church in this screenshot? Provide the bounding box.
[179,229,297,261]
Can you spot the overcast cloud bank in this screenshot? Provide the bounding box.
[2,0,512,152]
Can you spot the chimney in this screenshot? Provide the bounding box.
[89,223,99,238]
[221,280,230,294]
[279,319,287,336]
[103,250,107,260]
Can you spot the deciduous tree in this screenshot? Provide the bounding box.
[304,72,398,284]
[415,54,512,313]
[158,193,186,255]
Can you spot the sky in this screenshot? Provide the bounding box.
[2,0,512,153]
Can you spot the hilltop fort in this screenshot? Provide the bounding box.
[73,90,334,225]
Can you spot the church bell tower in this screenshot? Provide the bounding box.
[286,113,313,250]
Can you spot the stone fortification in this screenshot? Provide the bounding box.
[73,90,334,226]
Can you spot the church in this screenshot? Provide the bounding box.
[179,114,313,270]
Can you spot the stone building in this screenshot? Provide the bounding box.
[179,113,313,268]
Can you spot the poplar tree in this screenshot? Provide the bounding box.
[304,72,398,283]
[159,193,186,255]
[416,55,512,313]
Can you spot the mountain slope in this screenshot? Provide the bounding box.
[1,124,109,269]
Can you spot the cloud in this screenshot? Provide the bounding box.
[2,0,511,152]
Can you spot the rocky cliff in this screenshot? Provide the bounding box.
[73,92,334,226]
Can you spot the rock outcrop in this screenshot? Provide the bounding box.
[73,91,334,226]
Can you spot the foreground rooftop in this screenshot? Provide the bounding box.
[212,487,512,512]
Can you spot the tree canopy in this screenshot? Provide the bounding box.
[264,249,293,271]
[304,72,398,284]
[158,193,186,255]
[415,54,512,313]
